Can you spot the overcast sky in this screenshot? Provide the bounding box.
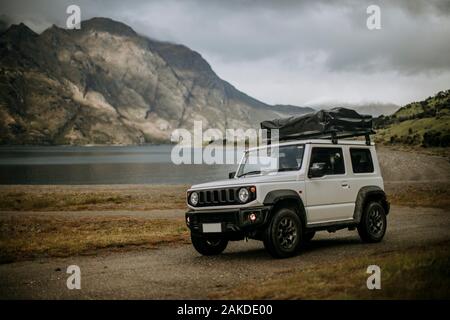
[1,0,450,106]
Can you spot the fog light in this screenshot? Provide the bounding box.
[249,213,257,222]
[186,216,190,225]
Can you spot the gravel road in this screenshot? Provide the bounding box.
[377,147,450,182]
[0,205,449,299]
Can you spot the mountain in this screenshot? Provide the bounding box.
[374,90,450,147]
[0,18,302,145]
[310,102,398,117]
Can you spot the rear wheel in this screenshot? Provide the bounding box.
[191,234,228,256]
[263,208,302,258]
[358,201,387,243]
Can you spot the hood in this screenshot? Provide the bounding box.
[189,171,300,190]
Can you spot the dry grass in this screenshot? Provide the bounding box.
[211,241,450,300]
[1,182,448,212]
[385,182,450,209]
[0,215,189,263]
[0,185,188,211]
[380,145,450,159]
[0,180,448,267]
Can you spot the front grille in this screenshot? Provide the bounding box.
[192,187,241,207]
[188,186,256,207]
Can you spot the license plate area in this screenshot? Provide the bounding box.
[202,223,222,233]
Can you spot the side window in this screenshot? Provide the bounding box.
[309,147,345,175]
[350,148,374,173]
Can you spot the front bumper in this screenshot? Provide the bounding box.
[185,206,272,235]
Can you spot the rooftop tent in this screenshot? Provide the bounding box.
[260,107,374,144]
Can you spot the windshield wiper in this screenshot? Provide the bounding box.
[237,170,261,178]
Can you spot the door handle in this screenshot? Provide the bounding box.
[341,183,350,188]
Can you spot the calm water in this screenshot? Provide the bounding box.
[0,145,238,185]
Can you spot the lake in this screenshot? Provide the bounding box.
[0,145,239,185]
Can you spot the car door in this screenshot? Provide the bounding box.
[305,146,355,225]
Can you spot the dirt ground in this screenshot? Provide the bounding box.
[0,205,448,299]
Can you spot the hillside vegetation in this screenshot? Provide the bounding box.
[375,90,450,148]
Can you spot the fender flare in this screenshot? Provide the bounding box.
[263,189,307,226]
[353,186,389,223]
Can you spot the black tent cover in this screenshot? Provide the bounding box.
[260,107,374,141]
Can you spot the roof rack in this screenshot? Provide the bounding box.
[266,129,376,146]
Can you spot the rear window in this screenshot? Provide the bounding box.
[350,148,374,173]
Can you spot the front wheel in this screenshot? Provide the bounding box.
[358,201,387,243]
[191,234,228,256]
[263,208,302,258]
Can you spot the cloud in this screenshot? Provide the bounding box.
[1,0,449,105]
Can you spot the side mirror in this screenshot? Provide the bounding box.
[228,172,236,179]
[308,163,326,178]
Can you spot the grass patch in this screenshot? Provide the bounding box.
[0,185,188,211]
[0,215,189,263]
[376,145,450,158]
[211,242,450,299]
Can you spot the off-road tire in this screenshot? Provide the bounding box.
[191,234,228,256]
[358,201,387,243]
[263,208,302,258]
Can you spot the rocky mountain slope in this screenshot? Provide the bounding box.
[0,18,311,145]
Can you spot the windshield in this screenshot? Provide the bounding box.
[237,144,305,178]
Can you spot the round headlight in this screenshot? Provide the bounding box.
[238,188,249,203]
[189,192,199,206]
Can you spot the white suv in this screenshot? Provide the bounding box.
[186,139,389,258]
